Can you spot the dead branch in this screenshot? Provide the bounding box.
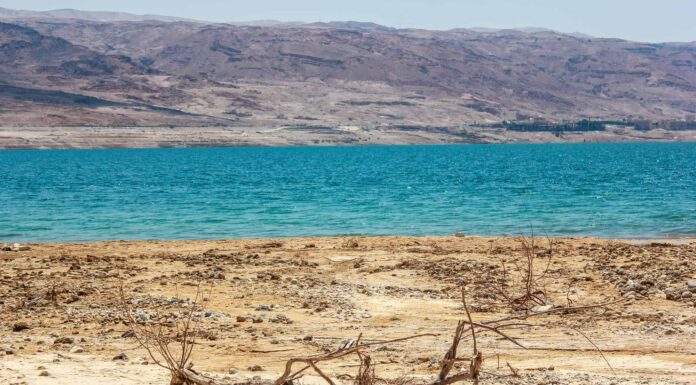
[492,235,554,313]
[274,334,433,385]
[119,283,224,385]
[433,282,621,385]
[571,328,617,378]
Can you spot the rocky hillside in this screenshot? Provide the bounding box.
[0,22,229,126]
[1,12,696,130]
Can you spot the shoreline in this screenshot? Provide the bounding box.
[1,126,695,150]
[2,235,695,385]
[5,235,696,247]
[1,138,696,152]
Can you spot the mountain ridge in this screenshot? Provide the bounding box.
[3,6,680,42]
[0,11,695,146]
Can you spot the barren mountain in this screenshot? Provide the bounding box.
[0,6,197,22]
[1,11,696,147]
[0,22,231,126]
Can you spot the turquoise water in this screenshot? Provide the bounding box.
[0,143,694,242]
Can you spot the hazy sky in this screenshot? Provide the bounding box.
[2,0,695,42]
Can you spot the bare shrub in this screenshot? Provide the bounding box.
[119,284,218,385]
[493,234,555,312]
[434,286,620,384]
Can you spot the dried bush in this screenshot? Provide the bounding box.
[119,284,218,385]
[434,286,620,385]
[493,235,555,312]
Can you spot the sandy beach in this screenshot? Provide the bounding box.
[1,236,695,385]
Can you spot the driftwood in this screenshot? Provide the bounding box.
[274,334,436,385]
[432,285,619,385]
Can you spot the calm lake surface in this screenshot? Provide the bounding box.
[1,143,694,242]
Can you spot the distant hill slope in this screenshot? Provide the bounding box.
[1,11,696,131]
[0,22,229,126]
[0,6,197,22]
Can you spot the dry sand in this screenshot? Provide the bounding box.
[1,236,695,385]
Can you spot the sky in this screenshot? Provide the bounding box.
[2,0,695,42]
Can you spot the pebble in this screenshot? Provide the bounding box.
[121,330,135,338]
[53,337,74,345]
[532,304,554,313]
[12,322,30,332]
[269,314,292,324]
[113,352,128,361]
[135,357,149,365]
[69,346,84,354]
[624,279,642,292]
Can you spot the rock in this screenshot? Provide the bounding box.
[113,352,128,361]
[135,357,149,365]
[454,232,466,237]
[624,279,642,292]
[121,330,135,338]
[12,243,30,251]
[688,280,696,289]
[69,346,84,354]
[236,316,247,322]
[12,322,30,332]
[302,335,313,341]
[531,304,554,313]
[4,347,15,355]
[53,337,74,345]
[64,295,80,304]
[682,291,693,299]
[269,314,292,324]
[39,370,50,377]
[248,365,263,372]
[228,369,238,375]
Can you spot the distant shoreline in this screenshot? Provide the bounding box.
[1,126,695,150]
